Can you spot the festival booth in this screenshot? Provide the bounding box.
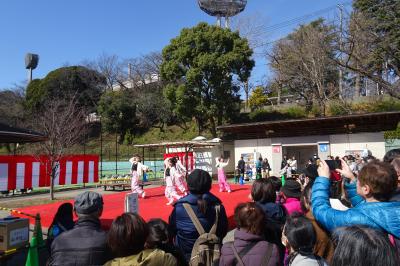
[134,137,235,177]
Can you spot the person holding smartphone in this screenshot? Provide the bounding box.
[311,159,400,239]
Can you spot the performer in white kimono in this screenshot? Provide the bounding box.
[289,156,297,173]
[216,157,231,193]
[171,156,187,195]
[129,155,148,198]
[164,158,182,205]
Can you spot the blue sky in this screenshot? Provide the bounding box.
[0,0,350,89]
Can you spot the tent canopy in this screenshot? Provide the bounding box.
[0,123,47,143]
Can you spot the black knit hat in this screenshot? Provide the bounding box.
[187,169,212,194]
[281,179,302,199]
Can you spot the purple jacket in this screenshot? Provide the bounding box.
[219,229,281,266]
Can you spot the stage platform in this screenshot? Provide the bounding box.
[17,184,251,230]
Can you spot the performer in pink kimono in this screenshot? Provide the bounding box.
[171,156,187,196]
[164,158,182,205]
[129,155,148,198]
[216,157,231,193]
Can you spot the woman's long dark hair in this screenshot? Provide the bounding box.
[300,181,313,213]
[251,179,276,204]
[284,213,317,265]
[331,226,400,266]
[146,218,188,266]
[145,219,170,249]
[50,202,74,230]
[197,194,208,214]
[108,213,148,258]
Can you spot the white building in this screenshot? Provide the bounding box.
[218,112,400,175]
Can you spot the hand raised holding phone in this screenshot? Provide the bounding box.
[335,158,356,181]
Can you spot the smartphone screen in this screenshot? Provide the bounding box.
[325,160,342,170]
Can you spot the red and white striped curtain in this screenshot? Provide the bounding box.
[0,155,99,191]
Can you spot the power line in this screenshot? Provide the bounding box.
[250,2,352,52]
[262,1,352,34]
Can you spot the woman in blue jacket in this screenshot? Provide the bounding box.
[169,169,228,262]
[312,159,400,238]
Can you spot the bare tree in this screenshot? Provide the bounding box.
[231,12,269,53]
[83,53,124,91]
[232,13,268,111]
[123,52,163,90]
[141,52,163,81]
[32,95,87,200]
[268,19,339,115]
[335,11,400,99]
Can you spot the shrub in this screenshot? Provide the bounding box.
[249,107,306,122]
[328,101,351,116]
[370,100,400,112]
[284,106,307,118]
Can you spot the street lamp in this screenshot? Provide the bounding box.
[115,112,123,175]
[25,53,39,83]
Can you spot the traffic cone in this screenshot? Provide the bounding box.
[34,214,44,247]
[25,214,43,266]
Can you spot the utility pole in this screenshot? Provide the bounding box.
[225,16,230,28]
[338,4,344,99]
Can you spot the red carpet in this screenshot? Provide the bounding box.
[17,184,251,230]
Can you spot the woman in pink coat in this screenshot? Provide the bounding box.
[216,157,231,193]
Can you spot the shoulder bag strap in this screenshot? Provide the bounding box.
[209,205,220,235]
[183,203,205,235]
[228,241,258,266]
[261,243,274,266]
[230,243,245,266]
[56,222,67,232]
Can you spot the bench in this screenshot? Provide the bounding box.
[99,177,151,191]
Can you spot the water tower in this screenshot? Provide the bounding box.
[198,0,247,28]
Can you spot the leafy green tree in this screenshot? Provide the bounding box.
[160,22,254,136]
[249,86,268,110]
[25,66,105,112]
[0,88,25,125]
[97,90,138,141]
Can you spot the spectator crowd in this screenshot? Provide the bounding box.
[46,149,400,266]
